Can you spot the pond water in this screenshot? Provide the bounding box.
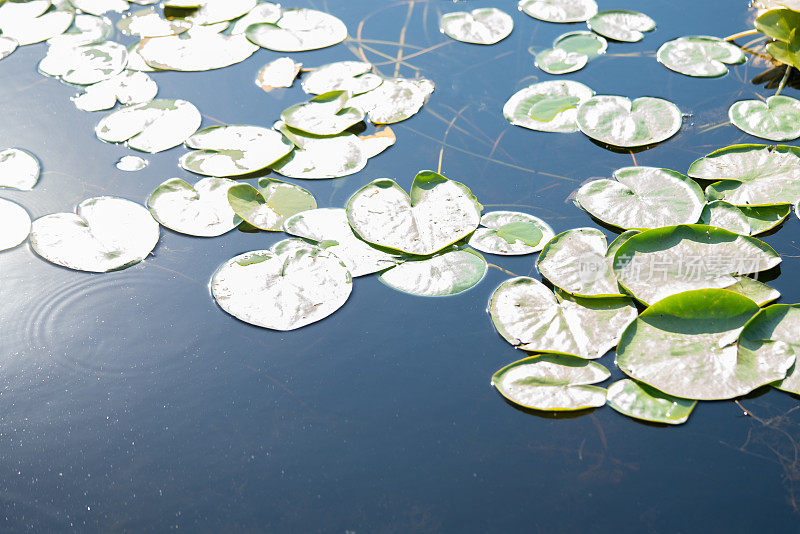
[1,0,799,531]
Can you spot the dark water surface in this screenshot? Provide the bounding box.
[1,1,800,531]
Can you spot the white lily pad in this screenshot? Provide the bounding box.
[281,91,365,136]
[489,276,636,359]
[0,37,18,61]
[346,171,482,256]
[271,125,367,180]
[147,177,241,237]
[606,379,697,425]
[136,30,258,71]
[69,0,128,16]
[95,98,201,153]
[358,127,396,158]
[0,199,31,251]
[177,0,255,26]
[301,61,382,96]
[0,148,40,191]
[255,57,301,92]
[575,166,705,230]
[229,2,282,34]
[39,40,128,85]
[576,95,682,148]
[440,8,513,45]
[535,47,587,75]
[116,155,148,171]
[380,248,487,297]
[587,10,655,42]
[211,240,352,331]
[468,211,554,255]
[246,8,347,52]
[180,125,293,177]
[72,70,158,111]
[227,178,316,232]
[0,2,74,46]
[657,36,745,77]
[729,95,800,142]
[30,196,159,272]
[492,354,609,412]
[742,304,800,394]
[700,200,791,235]
[518,0,598,23]
[503,80,594,133]
[117,7,192,38]
[554,31,607,59]
[348,78,434,124]
[48,14,113,47]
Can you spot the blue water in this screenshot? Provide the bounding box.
[1,1,799,531]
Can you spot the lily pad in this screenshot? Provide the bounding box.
[468,211,554,255]
[616,289,794,400]
[700,200,791,235]
[301,61,382,96]
[612,224,782,306]
[740,304,800,394]
[587,10,655,42]
[255,57,301,92]
[95,98,201,153]
[729,95,800,142]
[491,354,608,412]
[117,7,192,38]
[380,248,487,297]
[116,155,148,171]
[657,36,745,77]
[358,127,396,158]
[0,148,40,191]
[271,125,367,180]
[227,178,316,232]
[577,95,682,148]
[69,0,128,16]
[0,199,31,251]
[211,240,352,331]
[72,70,158,111]
[229,2,282,34]
[0,2,74,46]
[30,196,159,272]
[135,30,258,71]
[535,48,587,75]
[49,14,114,47]
[281,91,365,136]
[554,31,607,59]
[147,177,241,237]
[504,80,594,133]
[180,125,293,177]
[0,37,18,61]
[440,8,513,45]
[245,8,347,52]
[575,166,705,230]
[518,0,598,23]
[346,171,482,256]
[606,379,697,425]
[489,277,636,359]
[348,78,434,124]
[688,144,800,206]
[175,0,255,26]
[39,40,128,85]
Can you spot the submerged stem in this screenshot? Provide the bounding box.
[724,29,759,41]
[776,65,792,96]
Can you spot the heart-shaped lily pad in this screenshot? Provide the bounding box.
[39,40,128,85]
[95,98,201,153]
[271,123,368,180]
[440,8,513,45]
[468,211,554,255]
[348,78,434,124]
[136,30,258,71]
[0,199,31,251]
[587,10,655,42]
[491,354,609,412]
[72,70,158,112]
[657,36,745,77]
[227,178,316,232]
[211,239,352,331]
[503,80,594,133]
[30,196,159,272]
[535,48,587,75]
[147,177,241,237]
[741,304,800,394]
[700,200,791,235]
[301,61,382,96]
[729,95,800,141]
[180,125,293,177]
[0,148,39,190]
[617,289,795,400]
[518,0,598,23]
[346,171,482,256]
[255,57,301,92]
[606,379,696,425]
[575,166,705,230]
[281,91,365,136]
[380,248,487,297]
[489,277,637,359]
[576,95,682,147]
[245,8,347,52]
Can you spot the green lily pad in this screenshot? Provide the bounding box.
[180,125,293,177]
[346,171,482,256]
[575,166,705,230]
[440,8,513,45]
[380,248,487,297]
[489,277,636,359]
[503,80,594,133]
[281,91,365,136]
[95,98,201,153]
[612,224,782,306]
[765,38,800,71]
[117,7,192,38]
[538,228,624,297]
[270,124,368,180]
[283,208,398,277]
[147,177,241,237]
[740,304,800,394]
[688,144,800,206]
[255,57,301,92]
[491,354,608,412]
[606,379,697,425]
[39,40,128,85]
[468,211,554,255]
[0,2,74,46]
[229,2,282,34]
[348,78,434,124]
[518,0,598,23]
[755,7,800,43]
[576,95,682,147]
[587,10,655,42]
[227,178,316,231]
[535,47,588,75]
[729,95,800,141]
[245,8,347,52]
[30,196,159,272]
[700,200,791,235]
[135,29,258,71]
[72,70,158,112]
[0,199,31,251]
[657,36,745,77]
[554,31,607,59]
[617,289,794,400]
[300,61,382,96]
[211,239,352,331]
[0,148,40,191]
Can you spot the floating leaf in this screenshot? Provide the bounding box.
[147,177,241,237]
[69,0,128,16]
[729,95,800,141]
[246,8,347,52]
[0,148,40,191]
[301,61,382,96]
[657,36,745,77]
[587,10,655,42]
[180,125,293,177]
[358,126,396,158]
[755,7,800,43]
[468,211,554,255]
[30,196,159,272]
[136,30,258,71]
[117,7,192,38]
[72,70,158,111]
[348,78,434,124]
[440,8,513,45]
[39,41,128,85]
[489,277,636,359]
[0,199,31,251]
[503,80,594,133]
[116,155,148,171]
[0,2,74,46]
[227,178,316,232]
[576,95,682,147]
[688,144,800,206]
[0,37,18,61]
[491,354,608,411]
[700,200,791,235]
[211,240,352,331]
[95,98,201,153]
[255,57,301,92]
[518,0,598,23]
[554,31,607,59]
[617,289,794,400]
[612,224,781,306]
[179,0,255,25]
[740,304,800,394]
[49,13,114,47]
[346,171,482,256]
[606,379,696,425]
[380,248,487,297]
[281,91,365,136]
[271,124,367,180]
[535,47,587,75]
[575,166,705,230]
[229,2,282,34]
